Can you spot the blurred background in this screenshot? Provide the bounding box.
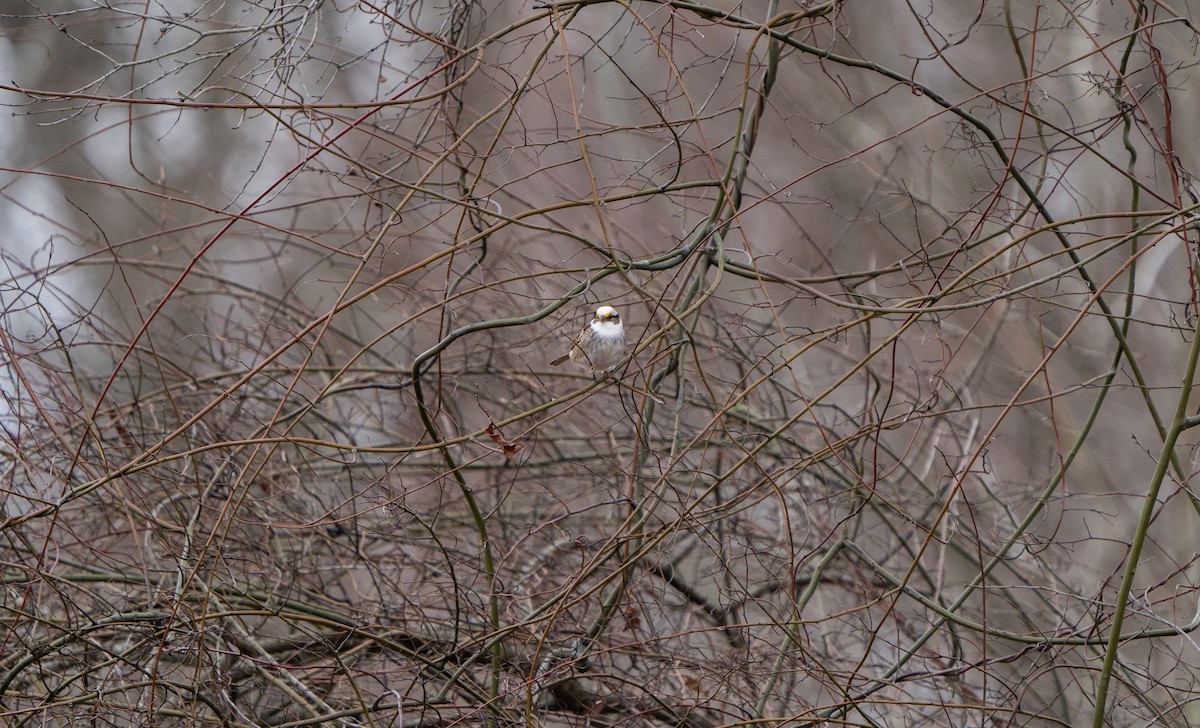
[2,1,1199,725]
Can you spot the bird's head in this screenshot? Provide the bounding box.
[594,305,620,324]
[590,305,623,338]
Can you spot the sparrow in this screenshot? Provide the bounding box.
[551,305,627,374]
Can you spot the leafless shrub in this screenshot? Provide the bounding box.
[2,1,1200,726]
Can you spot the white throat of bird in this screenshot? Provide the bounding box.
[592,318,623,338]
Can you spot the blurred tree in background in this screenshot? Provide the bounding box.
[2,1,1200,725]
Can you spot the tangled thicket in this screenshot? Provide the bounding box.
[3,1,1200,726]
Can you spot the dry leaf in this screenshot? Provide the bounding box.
[485,422,523,459]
